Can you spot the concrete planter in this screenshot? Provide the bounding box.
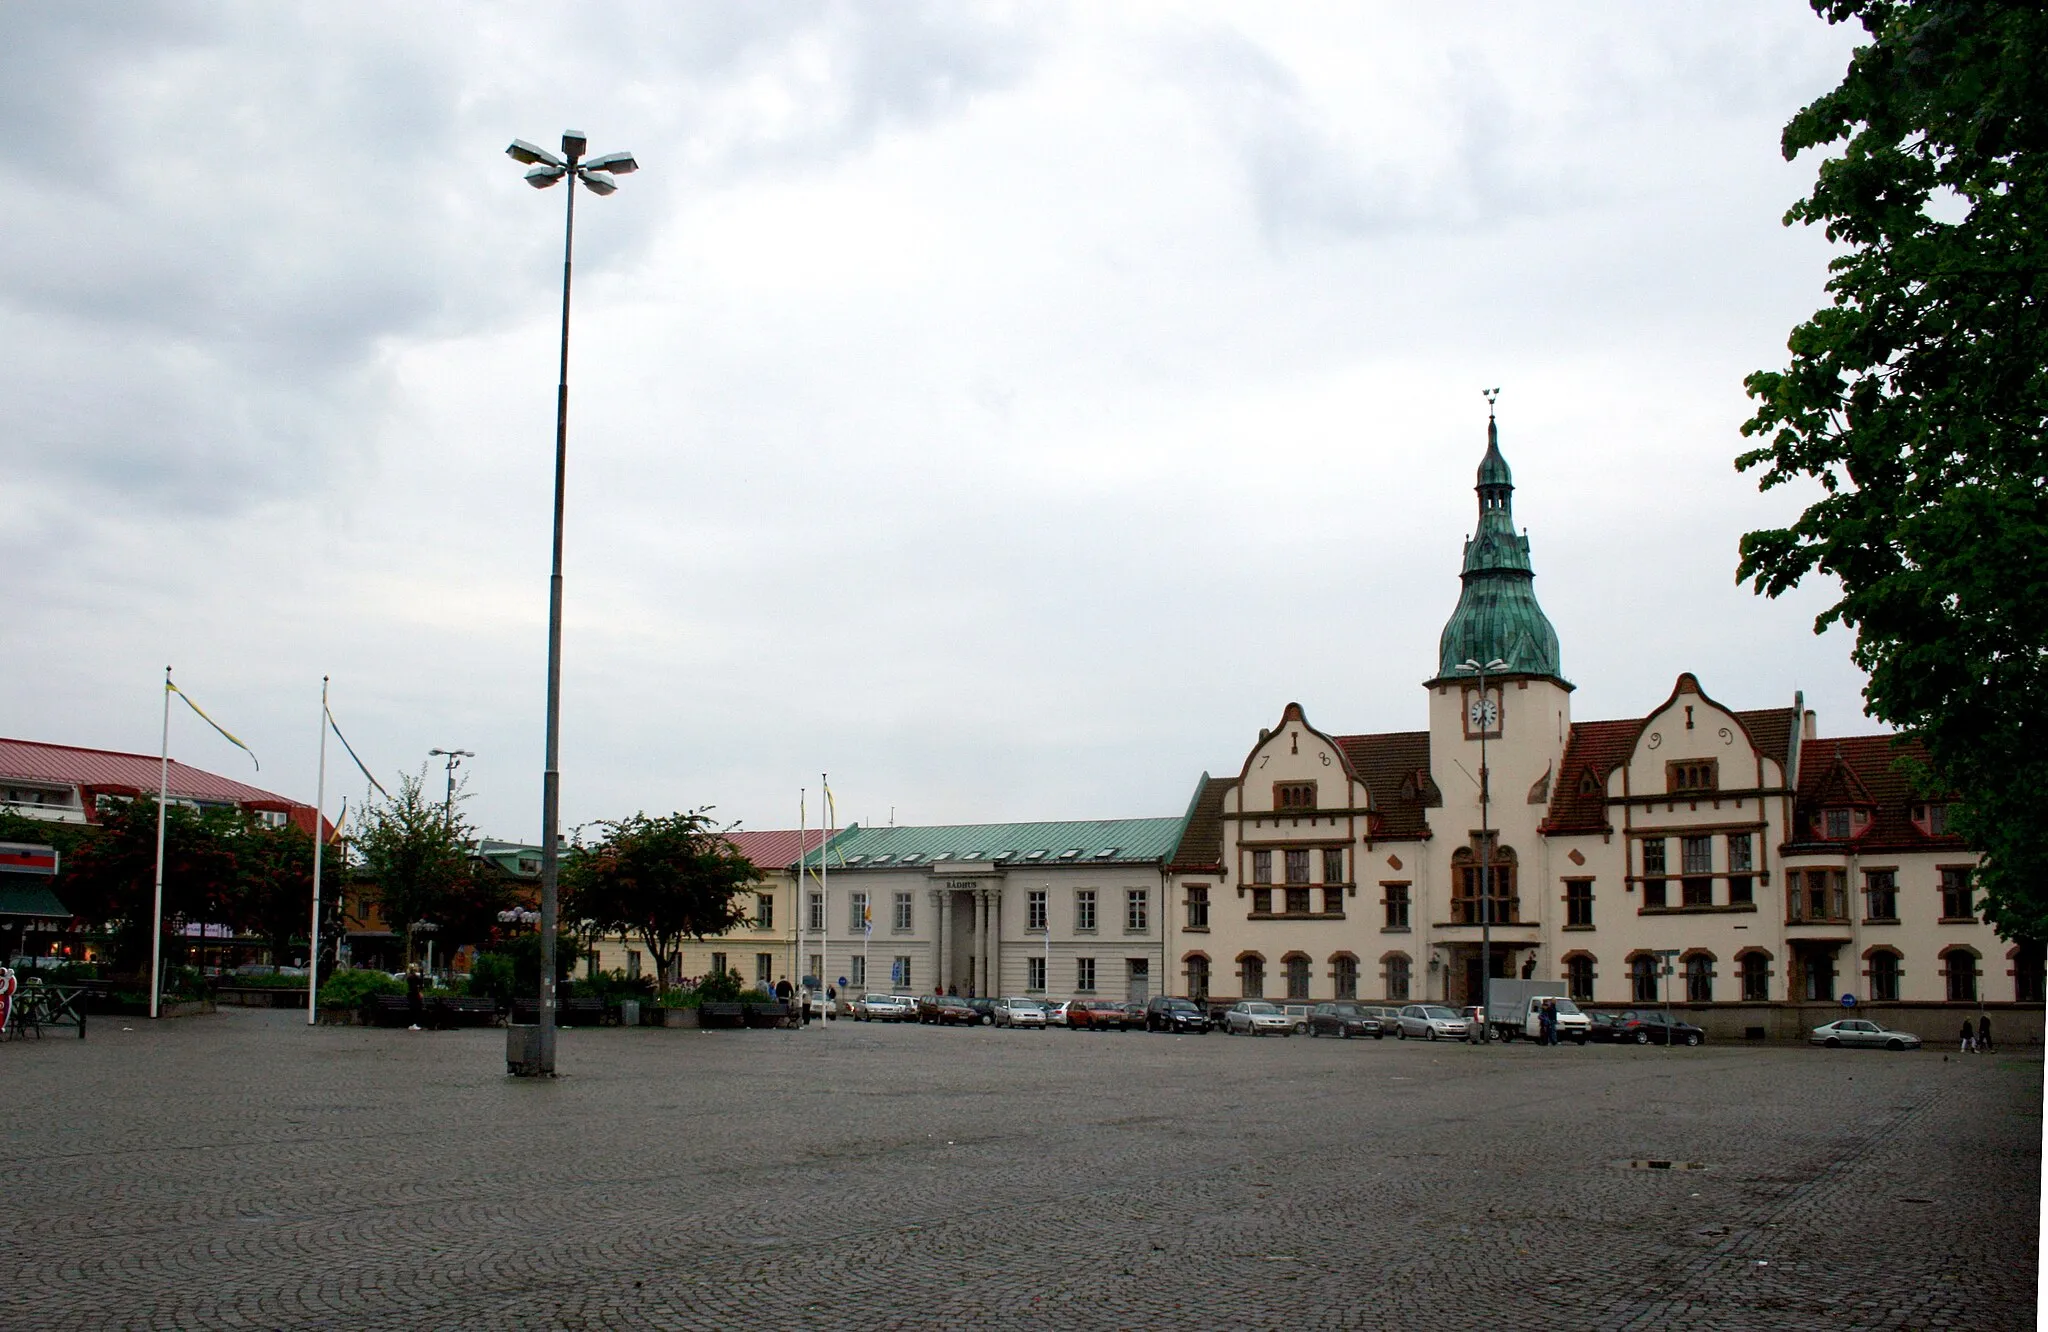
[661,1006,699,1028]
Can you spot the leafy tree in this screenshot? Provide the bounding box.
[352,770,477,965]
[58,797,241,973]
[1736,0,2047,936]
[226,818,345,968]
[561,810,761,987]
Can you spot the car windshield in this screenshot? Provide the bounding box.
[1552,1000,1582,1015]
[1008,1000,1042,1011]
[1242,1002,1279,1014]
[1330,1004,1361,1015]
[1421,1006,1458,1020]
[1163,999,1196,1011]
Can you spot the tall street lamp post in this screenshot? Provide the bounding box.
[427,747,474,815]
[505,131,637,1077]
[1458,656,1508,1041]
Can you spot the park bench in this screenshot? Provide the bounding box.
[3,981,87,1040]
[743,1002,792,1029]
[508,997,607,1027]
[431,996,501,1028]
[698,1002,745,1029]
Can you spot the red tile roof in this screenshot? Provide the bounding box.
[1332,731,1436,840]
[1167,777,1232,872]
[725,828,831,871]
[1733,707,1797,775]
[1539,718,1644,835]
[0,738,300,810]
[1791,733,1963,854]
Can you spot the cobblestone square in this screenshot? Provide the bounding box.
[1,1010,2038,1329]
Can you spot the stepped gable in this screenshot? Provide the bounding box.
[1167,775,1232,873]
[1333,731,1436,839]
[1539,718,1644,835]
[1793,733,1962,853]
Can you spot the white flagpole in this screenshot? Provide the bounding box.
[150,666,171,1021]
[821,772,832,992]
[308,676,329,1026]
[796,787,806,1002]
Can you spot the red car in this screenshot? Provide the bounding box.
[1067,998,1132,1031]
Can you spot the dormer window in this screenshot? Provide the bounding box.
[1274,781,1317,811]
[1913,803,1951,836]
[1667,760,1717,794]
[1822,808,1852,840]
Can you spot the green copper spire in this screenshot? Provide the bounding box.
[1433,411,1566,683]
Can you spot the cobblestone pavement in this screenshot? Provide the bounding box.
[0,1011,2038,1329]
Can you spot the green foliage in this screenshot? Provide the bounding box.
[1738,0,2048,936]
[226,818,344,964]
[491,931,582,998]
[318,967,402,1008]
[352,770,506,961]
[570,968,654,1003]
[160,964,209,1002]
[691,968,744,1004]
[58,797,243,971]
[468,952,518,1007]
[560,809,761,986]
[219,971,311,989]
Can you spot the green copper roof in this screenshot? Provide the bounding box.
[1434,418,1566,683]
[797,817,1185,870]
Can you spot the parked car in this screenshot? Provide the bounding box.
[1223,1000,1293,1036]
[1811,1018,1922,1050]
[1395,1004,1469,1041]
[1609,1010,1705,1046]
[858,993,916,1022]
[1043,1001,1074,1028]
[917,994,981,1026]
[1282,1004,1312,1034]
[1586,1011,1630,1043]
[1144,995,1210,1034]
[1121,1001,1148,1026]
[1068,998,1133,1031]
[994,997,1048,1028]
[1307,1001,1384,1039]
[964,997,997,1025]
[1358,1005,1402,1036]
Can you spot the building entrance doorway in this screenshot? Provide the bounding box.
[1126,958,1149,1002]
[1460,949,1512,1008]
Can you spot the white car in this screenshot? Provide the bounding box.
[1043,1000,1074,1028]
[1396,1004,1470,1041]
[994,997,1048,1028]
[858,993,915,1022]
[1223,1000,1293,1036]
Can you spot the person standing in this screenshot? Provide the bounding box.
[1959,1017,1975,1053]
[406,965,425,1032]
[1978,1014,1993,1054]
[1540,999,1558,1047]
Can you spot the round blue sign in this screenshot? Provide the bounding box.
[1840,993,1857,1007]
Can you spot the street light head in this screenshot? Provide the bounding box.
[561,130,587,162]
[507,139,564,168]
[524,164,566,188]
[582,150,638,175]
[577,170,618,196]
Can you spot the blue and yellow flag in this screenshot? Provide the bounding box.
[168,679,259,771]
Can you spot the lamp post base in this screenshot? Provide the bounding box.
[506,1023,551,1077]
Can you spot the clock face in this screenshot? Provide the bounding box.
[1468,695,1499,730]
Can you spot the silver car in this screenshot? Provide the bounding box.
[1810,1018,1922,1050]
[858,993,916,1022]
[1396,1004,1469,1041]
[994,997,1047,1028]
[1223,1000,1293,1036]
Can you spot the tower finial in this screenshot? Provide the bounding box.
[1482,386,1500,421]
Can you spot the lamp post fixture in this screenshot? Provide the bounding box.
[427,748,474,814]
[1457,656,1508,1041]
[505,130,637,1077]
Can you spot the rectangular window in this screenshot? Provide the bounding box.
[1028,889,1048,931]
[626,950,641,980]
[1076,957,1096,992]
[808,953,822,986]
[1941,868,1974,920]
[850,893,869,934]
[710,951,728,978]
[1274,781,1316,810]
[1741,953,1769,1002]
[1641,838,1666,907]
[807,892,824,932]
[1727,830,1754,905]
[1823,808,1852,840]
[1681,836,1712,875]
[1186,956,1210,1000]
[1384,955,1410,1002]
[1383,883,1410,930]
[1285,849,1311,885]
[1285,955,1310,1000]
[1869,952,1900,1002]
[1864,870,1897,921]
[1026,956,1046,992]
[1241,956,1264,998]
[1668,760,1718,793]
[850,955,866,987]
[1567,955,1594,1001]
[1334,956,1358,1000]
[1323,848,1344,883]
[1286,887,1311,915]
[1125,889,1149,933]
[756,894,774,930]
[1685,956,1712,1003]
[893,957,913,991]
[1322,886,1343,914]
[1642,877,1667,909]
[1565,880,1593,928]
[756,953,774,986]
[1252,850,1272,884]
[1252,888,1272,914]
[1075,890,1097,932]
[1185,886,1209,930]
[1926,803,1950,835]
[893,891,913,932]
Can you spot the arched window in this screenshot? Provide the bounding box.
[1943,948,1979,1003]
[1383,952,1411,1002]
[1629,954,1658,1004]
[1866,949,1901,1003]
[1684,952,1714,1004]
[1184,953,1211,1002]
[1739,950,1771,1002]
[2010,942,2045,1004]
[1565,953,1595,1002]
[1451,842,1519,924]
[1284,953,1311,1000]
[1331,954,1359,1001]
[1239,953,1265,1000]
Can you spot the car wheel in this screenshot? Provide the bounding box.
[1341,1029,1352,1039]
[1886,1038,1905,1051]
[1684,1033,1701,1047]
[1825,1037,1842,1048]
[1427,1028,1437,1042]
[1633,1030,1650,1045]
[1575,1036,1587,1046]
[1397,1027,1406,1040]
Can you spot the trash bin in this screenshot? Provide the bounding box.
[506,1023,544,1076]
[616,999,640,1028]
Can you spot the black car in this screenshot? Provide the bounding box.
[963,997,996,1025]
[1144,995,1211,1033]
[1307,1001,1385,1039]
[1607,1009,1705,1047]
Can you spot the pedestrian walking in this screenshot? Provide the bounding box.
[775,977,793,1003]
[1978,1014,1993,1054]
[406,965,425,1031]
[1959,1017,1975,1053]
[1540,999,1559,1047]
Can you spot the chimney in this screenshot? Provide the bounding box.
[1801,709,1818,741]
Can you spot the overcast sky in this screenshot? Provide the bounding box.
[2,2,1873,841]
